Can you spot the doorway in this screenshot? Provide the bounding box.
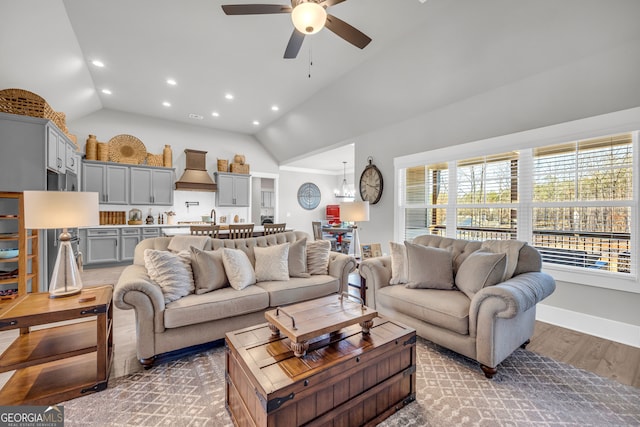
[251,177,276,225]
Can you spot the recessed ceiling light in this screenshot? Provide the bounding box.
[252,120,260,126]
[101,89,112,95]
[212,112,220,117]
[225,93,234,100]
[167,78,177,86]
[162,101,171,107]
[92,60,105,67]
[271,105,279,111]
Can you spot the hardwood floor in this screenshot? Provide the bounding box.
[529,320,640,388]
[1,265,638,390]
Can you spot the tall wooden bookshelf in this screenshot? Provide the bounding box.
[0,192,39,300]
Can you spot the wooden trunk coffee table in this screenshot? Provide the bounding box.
[225,314,416,427]
[264,293,377,357]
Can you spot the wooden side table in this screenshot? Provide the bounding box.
[347,260,367,304]
[0,285,113,405]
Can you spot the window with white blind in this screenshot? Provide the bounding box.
[398,132,636,279]
[456,153,518,241]
[401,164,448,240]
[531,134,633,272]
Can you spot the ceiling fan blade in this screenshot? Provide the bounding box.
[284,29,305,59]
[325,14,371,49]
[320,0,347,7]
[221,4,292,15]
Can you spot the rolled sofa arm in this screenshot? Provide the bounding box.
[469,271,556,337]
[114,264,166,333]
[328,252,357,294]
[359,256,392,309]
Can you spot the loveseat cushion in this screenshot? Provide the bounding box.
[376,285,471,335]
[256,275,339,306]
[164,286,269,329]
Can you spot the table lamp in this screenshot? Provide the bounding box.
[23,191,99,298]
[340,201,370,259]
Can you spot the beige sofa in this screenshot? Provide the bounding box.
[359,235,555,378]
[114,231,356,367]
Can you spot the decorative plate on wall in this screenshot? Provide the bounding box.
[297,182,321,210]
[108,134,147,164]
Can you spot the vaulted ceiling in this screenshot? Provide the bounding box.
[2,0,640,171]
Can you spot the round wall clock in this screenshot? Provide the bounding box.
[359,157,383,204]
[297,182,321,210]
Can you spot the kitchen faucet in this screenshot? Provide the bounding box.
[210,208,217,225]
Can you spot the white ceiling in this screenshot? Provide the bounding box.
[3,0,640,171]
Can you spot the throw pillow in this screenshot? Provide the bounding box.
[255,244,290,282]
[190,247,228,294]
[221,248,256,290]
[404,241,455,290]
[288,238,310,278]
[455,249,507,299]
[307,240,331,275]
[389,241,408,285]
[144,249,195,303]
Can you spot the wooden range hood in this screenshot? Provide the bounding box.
[174,149,217,192]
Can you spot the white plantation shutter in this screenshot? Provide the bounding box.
[399,132,635,276]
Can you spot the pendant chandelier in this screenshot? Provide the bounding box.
[335,161,354,199]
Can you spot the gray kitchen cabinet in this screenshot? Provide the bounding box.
[82,161,129,204]
[130,166,174,206]
[66,144,79,175]
[215,172,250,207]
[80,226,163,266]
[261,191,275,208]
[85,228,119,264]
[46,125,67,173]
[120,228,141,261]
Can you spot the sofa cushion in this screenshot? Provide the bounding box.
[190,247,228,294]
[455,249,507,299]
[144,249,194,303]
[389,241,408,284]
[288,238,310,278]
[376,285,471,335]
[307,240,331,275]
[222,248,256,290]
[168,235,209,252]
[255,243,290,282]
[405,242,455,290]
[256,275,340,306]
[164,286,269,328]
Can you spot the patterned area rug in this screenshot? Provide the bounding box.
[62,337,640,426]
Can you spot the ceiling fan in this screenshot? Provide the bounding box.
[222,0,372,59]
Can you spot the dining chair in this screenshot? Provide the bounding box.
[312,221,337,251]
[190,224,220,238]
[229,223,254,239]
[263,223,286,235]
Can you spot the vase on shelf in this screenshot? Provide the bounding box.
[86,134,97,160]
[163,145,173,167]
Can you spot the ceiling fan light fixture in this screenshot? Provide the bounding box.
[291,2,327,35]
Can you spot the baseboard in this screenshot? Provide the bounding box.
[536,304,640,348]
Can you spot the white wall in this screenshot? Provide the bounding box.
[68,109,279,223]
[278,170,341,237]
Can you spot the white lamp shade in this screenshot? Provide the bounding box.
[291,1,327,34]
[23,191,100,229]
[340,201,370,222]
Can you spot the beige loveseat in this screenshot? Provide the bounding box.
[114,231,356,367]
[359,235,555,378]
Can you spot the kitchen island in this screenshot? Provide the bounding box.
[78,224,291,267]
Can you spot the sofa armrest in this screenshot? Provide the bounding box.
[328,252,357,294]
[469,271,556,337]
[359,256,392,309]
[114,264,166,334]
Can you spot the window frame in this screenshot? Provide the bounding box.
[394,108,640,294]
